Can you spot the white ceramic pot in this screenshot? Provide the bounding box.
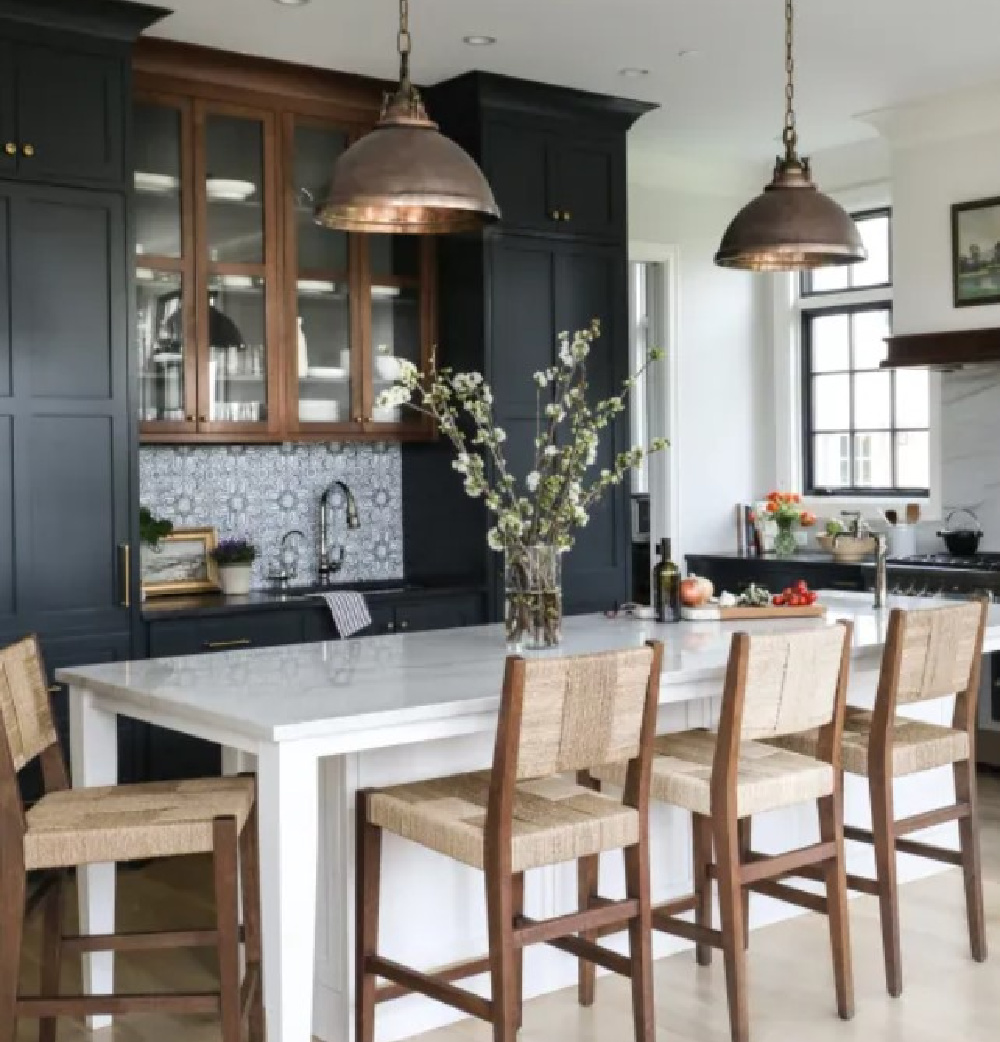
[218,563,253,596]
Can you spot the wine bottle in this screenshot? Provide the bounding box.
[653,537,681,623]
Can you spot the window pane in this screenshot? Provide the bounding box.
[808,265,849,294]
[813,374,850,430]
[895,368,929,429]
[810,314,850,372]
[854,432,892,487]
[853,371,892,428]
[851,214,891,287]
[852,308,891,369]
[896,431,929,488]
[813,433,851,488]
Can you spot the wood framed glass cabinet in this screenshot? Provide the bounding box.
[134,92,435,444]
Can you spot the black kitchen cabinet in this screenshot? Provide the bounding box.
[147,609,307,658]
[404,73,650,620]
[685,554,868,597]
[0,38,14,175]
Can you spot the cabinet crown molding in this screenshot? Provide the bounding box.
[0,0,167,42]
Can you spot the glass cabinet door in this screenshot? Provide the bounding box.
[198,105,274,428]
[287,119,355,429]
[367,236,430,429]
[134,97,196,430]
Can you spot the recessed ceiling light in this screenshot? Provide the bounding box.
[273,0,311,5]
[463,34,497,46]
[619,67,650,78]
[677,48,702,60]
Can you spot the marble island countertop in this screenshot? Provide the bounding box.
[59,593,1000,749]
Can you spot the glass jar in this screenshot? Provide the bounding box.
[504,544,562,650]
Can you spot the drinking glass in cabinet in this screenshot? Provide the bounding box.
[370,284,420,424]
[207,275,268,424]
[205,114,265,265]
[136,270,187,422]
[134,102,183,259]
[296,282,351,425]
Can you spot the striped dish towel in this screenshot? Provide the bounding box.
[321,591,372,639]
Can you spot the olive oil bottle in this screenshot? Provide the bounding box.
[653,537,680,623]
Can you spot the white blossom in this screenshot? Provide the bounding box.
[526,471,540,492]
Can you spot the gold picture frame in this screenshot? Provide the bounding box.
[140,527,220,597]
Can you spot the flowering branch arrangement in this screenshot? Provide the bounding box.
[377,320,668,555]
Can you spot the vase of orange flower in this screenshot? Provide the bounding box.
[764,492,816,558]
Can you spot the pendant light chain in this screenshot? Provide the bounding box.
[397,0,412,88]
[782,0,798,156]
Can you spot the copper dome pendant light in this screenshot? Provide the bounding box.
[715,0,866,271]
[315,0,500,234]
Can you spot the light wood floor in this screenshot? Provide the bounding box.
[14,772,1000,1042]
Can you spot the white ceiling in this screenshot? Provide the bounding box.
[139,0,1000,176]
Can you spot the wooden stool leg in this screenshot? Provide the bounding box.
[512,872,525,1028]
[714,812,749,1042]
[737,818,751,950]
[239,802,266,1042]
[39,872,65,1042]
[213,817,242,1042]
[954,759,987,962]
[577,854,599,1006]
[356,793,382,1042]
[624,841,655,1042]
[818,793,854,1020]
[692,813,713,967]
[486,865,518,1042]
[868,769,902,997]
[0,869,24,1042]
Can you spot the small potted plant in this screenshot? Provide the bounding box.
[211,537,258,596]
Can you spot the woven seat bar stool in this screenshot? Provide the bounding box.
[769,600,989,997]
[590,622,855,1042]
[0,635,264,1042]
[356,641,664,1042]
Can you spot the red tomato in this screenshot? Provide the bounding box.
[796,580,808,594]
[806,590,818,605]
[791,595,803,607]
[772,595,783,606]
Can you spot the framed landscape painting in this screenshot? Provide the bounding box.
[952,196,1000,307]
[141,527,219,597]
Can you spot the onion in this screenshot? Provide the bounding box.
[680,575,713,607]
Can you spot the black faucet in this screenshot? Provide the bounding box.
[318,481,360,584]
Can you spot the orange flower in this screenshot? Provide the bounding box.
[766,491,779,502]
[765,501,778,514]
[800,510,817,528]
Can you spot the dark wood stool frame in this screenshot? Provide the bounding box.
[356,641,665,1042]
[581,622,856,1042]
[0,637,264,1042]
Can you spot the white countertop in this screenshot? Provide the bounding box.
[58,593,1000,746]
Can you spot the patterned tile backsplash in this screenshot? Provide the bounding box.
[139,444,404,588]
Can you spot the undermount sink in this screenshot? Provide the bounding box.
[272,581,420,600]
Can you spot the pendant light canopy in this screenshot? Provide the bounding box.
[315,0,500,235]
[715,0,866,272]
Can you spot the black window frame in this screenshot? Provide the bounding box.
[799,207,894,298]
[801,300,929,498]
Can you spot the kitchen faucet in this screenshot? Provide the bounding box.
[318,481,360,585]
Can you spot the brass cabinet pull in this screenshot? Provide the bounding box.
[48,684,61,695]
[118,543,131,608]
[22,144,34,157]
[3,143,16,156]
[204,638,252,650]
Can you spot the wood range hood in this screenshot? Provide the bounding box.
[882,327,1000,370]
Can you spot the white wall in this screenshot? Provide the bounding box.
[628,179,766,561]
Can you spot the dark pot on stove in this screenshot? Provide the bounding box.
[938,508,983,556]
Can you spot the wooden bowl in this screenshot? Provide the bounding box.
[830,535,876,562]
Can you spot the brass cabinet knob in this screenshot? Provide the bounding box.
[4,143,16,156]
[386,621,396,632]
[562,210,572,221]
[400,619,410,631]
[550,209,561,221]
[199,415,207,423]
[22,144,34,158]
[353,414,362,424]
[185,414,194,422]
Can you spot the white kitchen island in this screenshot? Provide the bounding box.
[58,593,1000,1042]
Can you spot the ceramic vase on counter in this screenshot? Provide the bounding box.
[505,544,562,650]
[217,563,253,596]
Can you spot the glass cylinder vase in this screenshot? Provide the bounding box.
[773,519,797,558]
[504,544,562,650]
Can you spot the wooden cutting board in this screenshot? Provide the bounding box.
[681,603,826,621]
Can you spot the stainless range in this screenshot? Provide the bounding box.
[866,553,1000,767]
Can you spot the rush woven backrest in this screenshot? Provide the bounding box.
[515,646,656,781]
[738,627,848,741]
[892,602,984,706]
[0,635,58,774]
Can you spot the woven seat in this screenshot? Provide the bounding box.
[593,729,834,818]
[770,708,971,778]
[23,776,256,870]
[369,771,639,872]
